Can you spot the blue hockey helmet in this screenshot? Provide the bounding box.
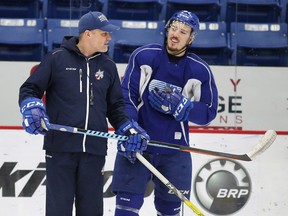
[166,10,200,34]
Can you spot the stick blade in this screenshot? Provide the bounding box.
[247,130,277,160]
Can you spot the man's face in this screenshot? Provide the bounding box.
[166,20,193,56]
[88,29,111,53]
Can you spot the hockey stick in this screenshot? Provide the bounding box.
[147,129,277,161]
[45,122,277,161]
[41,121,204,215]
[136,153,204,216]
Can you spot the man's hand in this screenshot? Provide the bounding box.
[20,97,50,135]
[115,120,150,163]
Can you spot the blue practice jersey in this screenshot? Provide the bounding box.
[121,43,218,154]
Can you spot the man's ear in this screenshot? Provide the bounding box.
[85,30,92,38]
[188,37,193,45]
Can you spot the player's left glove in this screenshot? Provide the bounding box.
[20,97,50,135]
[115,120,150,164]
[148,86,193,122]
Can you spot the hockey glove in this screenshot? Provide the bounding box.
[115,120,150,163]
[20,97,50,135]
[148,87,194,122]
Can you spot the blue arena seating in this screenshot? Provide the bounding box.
[189,22,232,65]
[0,18,45,61]
[108,19,165,62]
[1,0,288,67]
[46,19,79,51]
[223,0,282,26]
[280,0,288,23]
[0,0,42,18]
[43,0,104,19]
[104,0,166,21]
[230,22,288,66]
[165,0,222,22]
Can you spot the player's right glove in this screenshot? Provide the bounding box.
[20,97,50,135]
[115,120,150,163]
[148,86,193,122]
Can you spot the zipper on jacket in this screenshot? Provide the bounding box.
[82,61,90,153]
[79,68,83,93]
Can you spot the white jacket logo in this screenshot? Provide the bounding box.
[95,69,104,80]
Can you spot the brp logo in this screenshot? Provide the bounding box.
[194,159,251,215]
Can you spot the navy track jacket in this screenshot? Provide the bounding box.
[19,36,129,156]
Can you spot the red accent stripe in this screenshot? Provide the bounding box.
[0,126,23,130]
[188,126,288,135]
[188,129,288,135]
[1,126,287,135]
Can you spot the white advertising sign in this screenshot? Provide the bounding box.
[0,62,288,132]
[0,130,287,216]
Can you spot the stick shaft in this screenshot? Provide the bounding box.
[48,123,250,160]
[48,123,128,141]
[49,121,249,160]
[136,153,204,216]
[147,140,252,161]
[47,123,276,161]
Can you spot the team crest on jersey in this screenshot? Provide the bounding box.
[95,69,104,80]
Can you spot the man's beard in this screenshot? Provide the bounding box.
[166,43,187,56]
